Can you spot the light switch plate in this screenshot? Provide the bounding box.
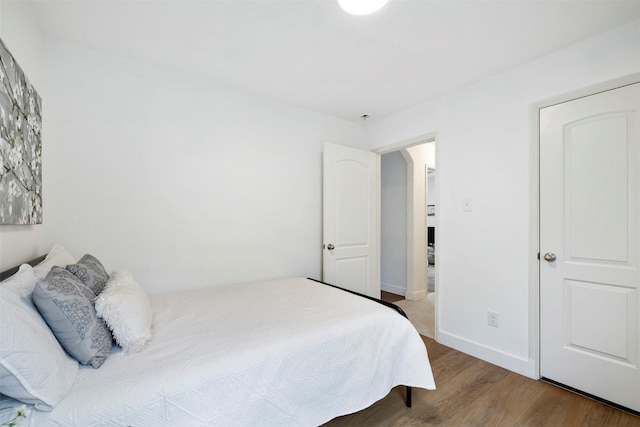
[462,197,472,212]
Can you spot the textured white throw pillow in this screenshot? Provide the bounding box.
[0,265,79,410]
[95,271,152,354]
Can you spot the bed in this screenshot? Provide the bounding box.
[0,247,436,426]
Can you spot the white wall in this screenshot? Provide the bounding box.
[368,19,640,377]
[380,151,407,295]
[0,1,45,270]
[40,40,367,293]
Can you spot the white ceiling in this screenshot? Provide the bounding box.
[26,0,640,122]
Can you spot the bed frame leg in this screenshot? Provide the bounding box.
[405,386,412,408]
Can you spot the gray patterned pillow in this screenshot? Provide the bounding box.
[32,267,113,368]
[66,254,110,296]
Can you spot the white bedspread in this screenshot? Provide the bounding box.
[27,277,435,426]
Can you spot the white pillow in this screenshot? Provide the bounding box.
[33,244,76,280]
[0,265,79,411]
[95,271,152,354]
[2,264,38,297]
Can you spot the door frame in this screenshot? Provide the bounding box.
[376,132,439,333]
[529,72,640,379]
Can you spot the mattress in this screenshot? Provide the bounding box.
[25,277,435,426]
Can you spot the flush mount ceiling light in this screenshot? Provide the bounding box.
[338,0,389,15]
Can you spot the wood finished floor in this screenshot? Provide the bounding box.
[323,308,640,426]
[381,291,404,303]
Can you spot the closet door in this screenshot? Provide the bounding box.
[539,82,640,412]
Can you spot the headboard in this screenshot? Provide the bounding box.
[0,255,47,282]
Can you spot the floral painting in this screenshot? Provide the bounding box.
[0,38,42,224]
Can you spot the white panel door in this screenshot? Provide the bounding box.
[540,82,640,412]
[323,143,380,298]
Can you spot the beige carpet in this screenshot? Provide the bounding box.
[394,292,435,339]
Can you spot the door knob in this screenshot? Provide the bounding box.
[327,244,335,251]
[543,252,557,262]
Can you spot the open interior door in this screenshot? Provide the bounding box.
[323,143,380,298]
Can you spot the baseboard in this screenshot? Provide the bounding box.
[405,289,427,301]
[381,282,406,296]
[437,330,536,379]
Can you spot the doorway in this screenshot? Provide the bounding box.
[380,140,436,339]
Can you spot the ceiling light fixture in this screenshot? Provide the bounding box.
[338,0,389,16]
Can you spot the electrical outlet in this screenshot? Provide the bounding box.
[488,311,499,328]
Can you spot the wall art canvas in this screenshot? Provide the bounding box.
[0,37,42,224]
